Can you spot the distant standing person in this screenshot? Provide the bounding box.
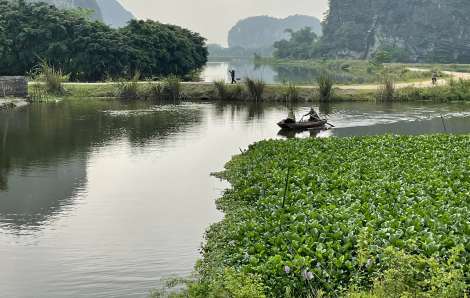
[432,72,438,84]
[228,69,236,84]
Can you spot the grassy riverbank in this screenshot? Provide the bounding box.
[152,135,470,297]
[29,78,470,103]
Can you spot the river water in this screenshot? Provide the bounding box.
[202,61,370,84]
[1,99,470,297]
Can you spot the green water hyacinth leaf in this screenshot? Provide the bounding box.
[205,134,470,296]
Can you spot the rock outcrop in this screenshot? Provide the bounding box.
[322,0,470,62]
[228,15,322,48]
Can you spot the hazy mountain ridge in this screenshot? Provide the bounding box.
[23,0,105,21]
[228,15,322,49]
[95,0,135,28]
[18,0,135,28]
[322,0,470,62]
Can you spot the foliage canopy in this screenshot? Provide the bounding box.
[0,0,208,81]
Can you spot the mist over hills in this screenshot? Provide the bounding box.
[228,15,322,48]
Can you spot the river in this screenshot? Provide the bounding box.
[1,99,470,297]
[202,60,370,84]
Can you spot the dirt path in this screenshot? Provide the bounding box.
[335,68,470,90]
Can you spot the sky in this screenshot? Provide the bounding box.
[117,0,329,47]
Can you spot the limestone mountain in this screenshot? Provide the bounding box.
[228,15,322,48]
[23,0,104,21]
[95,0,135,28]
[322,0,470,62]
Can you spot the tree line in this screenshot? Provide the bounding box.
[0,0,208,81]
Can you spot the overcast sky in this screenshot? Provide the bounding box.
[117,0,329,46]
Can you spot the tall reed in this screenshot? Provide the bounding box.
[165,75,181,101]
[376,69,395,101]
[214,80,229,100]
[117,71,140,98]
[244,77,266,102]
[315,74,333,102]
[148,80,165,100]
[36,55,63,93]
[278,80,300,101]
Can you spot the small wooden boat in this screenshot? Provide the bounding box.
[277,119,328,130]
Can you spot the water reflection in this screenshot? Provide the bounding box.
[1,99,470,298]
[203,61,371,84]
[0,100,203,231]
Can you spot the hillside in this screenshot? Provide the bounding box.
[95,0,135,28]
[228,15,322,49]
[322,0,470,62]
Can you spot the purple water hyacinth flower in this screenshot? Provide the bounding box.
[436,258,440,264]
[230,240,235,244]
[366,259,372,267]
[301,271,307,277]
[307,271,313,277]
[244,253,249,259]
[285,266,290,274]
[316,262,321,269]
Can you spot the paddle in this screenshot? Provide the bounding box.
[325,121,335,127]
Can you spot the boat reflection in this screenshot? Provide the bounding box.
[277,127,328,139]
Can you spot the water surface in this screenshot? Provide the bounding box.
[202,61,370,84]
[1,100,470,297]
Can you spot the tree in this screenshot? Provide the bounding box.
[273,26,318,59]
[371,51,392,66]
[121,20,208,78]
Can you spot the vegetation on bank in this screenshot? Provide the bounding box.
[254,58,449,85]
[0,0,208,81]
[150,135,470,297]
[29,73,470,103]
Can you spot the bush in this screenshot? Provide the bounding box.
[244,77,266,101]
[315,73,334,101]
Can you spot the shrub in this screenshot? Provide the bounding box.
[244,77,266,102]
[315,73,334,101]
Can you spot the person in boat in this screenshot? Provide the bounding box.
[228,69,236,84]
[432,72,438,84]
[284,109,296,123]
[304,108,320,122]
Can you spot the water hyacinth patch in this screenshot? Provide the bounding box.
[203,135,470,296]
